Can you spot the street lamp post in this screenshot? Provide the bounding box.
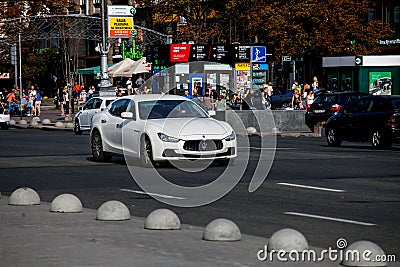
[97,0,113,96]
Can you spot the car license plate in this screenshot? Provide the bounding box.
[314,110,325,113]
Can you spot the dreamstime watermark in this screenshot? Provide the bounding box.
[122,61,277,207]
[257,238,397,263]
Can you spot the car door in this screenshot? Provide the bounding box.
[346,98,372,140]
[115,100,141,158]
[102,99,130,154]
[80,98,95,127]
[86,98,103,126]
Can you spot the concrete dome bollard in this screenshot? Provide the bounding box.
[65,122,74,129]
[18,119,27,125]
[9,187,40,206]
[267,228,309,252]
[247,127,257,136]
[32,117,41,122]
[96,200,130,221]
[9,119,16,126]
[42,119,51,125]
[50,193,83,213]
[54,122,65,128]
[341,240,388,267]
[30,120,39,127]
[145,209,181,230]
[203,218,241,241]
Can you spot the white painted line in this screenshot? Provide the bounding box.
[238,147,298,150]
[120,188,186,200]
[284,212,376,226]
[277,182,346,193]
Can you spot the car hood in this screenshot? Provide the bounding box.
[146,118,231,137]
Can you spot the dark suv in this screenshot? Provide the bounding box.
[325,95,400,149]
[305,91,368,131]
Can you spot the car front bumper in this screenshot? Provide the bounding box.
[152,138,237,161]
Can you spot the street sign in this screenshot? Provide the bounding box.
[191,45,209,61]
[251,46,267,63]
[108,17,134,38]
[282,56,291,62]
[233,45,251,62]
[107,6,135,16]
[355,56,363,66]
[211,45,230,62]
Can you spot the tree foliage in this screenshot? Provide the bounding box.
[148,0,393,60]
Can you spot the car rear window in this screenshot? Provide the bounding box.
[106,100,114,107]
[313,95,338,105]
[391,99,400,109]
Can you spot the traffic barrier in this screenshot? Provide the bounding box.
[8,187,40,206]
[96,200,130,221]
[54,122,65,128]
[50,193,83,213]
[32,117,41,122]
[267,228,309,252]
[202,218,241,241]
[247,127,257,136]
[341,240,388,267]
[30,120,39,127]
[65,122,74,129]
[144,209,180,230]
[42,118,51,125]
[18,119,27,125]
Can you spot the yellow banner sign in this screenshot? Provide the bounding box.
[235,63,251,71]
[108,17,134,38]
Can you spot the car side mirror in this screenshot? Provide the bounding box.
[121,111,134,119]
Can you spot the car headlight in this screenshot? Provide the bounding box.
[224,131,236,141]
[157,133,180,143]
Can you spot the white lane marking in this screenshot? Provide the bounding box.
[277,182,346,193]
[120,188,186,200]
[284,212,376,226]
[238,147,298,150]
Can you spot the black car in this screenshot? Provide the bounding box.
[270,88,294,109]
[305,91,368,131]
[325,95,400,149]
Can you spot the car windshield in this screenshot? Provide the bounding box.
[138,100,208,120]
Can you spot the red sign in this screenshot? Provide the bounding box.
[169,44,191,63]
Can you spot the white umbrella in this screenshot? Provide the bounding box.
[111,57,151,77]
[108,58,135,77]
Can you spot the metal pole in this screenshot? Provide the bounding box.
[98,0,113,95]
[18,33,23,119]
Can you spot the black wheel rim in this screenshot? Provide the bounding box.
[92,133,102,158]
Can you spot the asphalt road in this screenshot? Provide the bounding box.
[0,129,399,257]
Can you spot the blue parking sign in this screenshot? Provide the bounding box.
[251,46,266,63]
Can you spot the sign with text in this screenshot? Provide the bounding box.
[108,17,134,38]
[108,6,135,16]
[191,45,210,61]
[170,44,191,63]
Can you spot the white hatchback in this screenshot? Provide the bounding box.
[73,96,117,134]
[0,103,10,129]
[90,94,237,165]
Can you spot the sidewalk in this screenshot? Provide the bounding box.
[0,196,338,267]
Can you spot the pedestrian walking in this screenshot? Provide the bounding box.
[6,89,17,114]
[312,76,319,94]
[291,90,302,110]
[35,90,42,116]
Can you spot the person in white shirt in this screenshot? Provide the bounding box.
[126,78,133,94]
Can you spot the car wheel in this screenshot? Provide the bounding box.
[140,136,154,167]
[326,127,342,147]
[0,122,9,130]
[372,129,391,149]
[91,130,112,162]
[74,120,82,135]
[282,102,290,109]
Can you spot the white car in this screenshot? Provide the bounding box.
[0,103,10,129]
[74,96,117,134]
[90,94,237,165]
